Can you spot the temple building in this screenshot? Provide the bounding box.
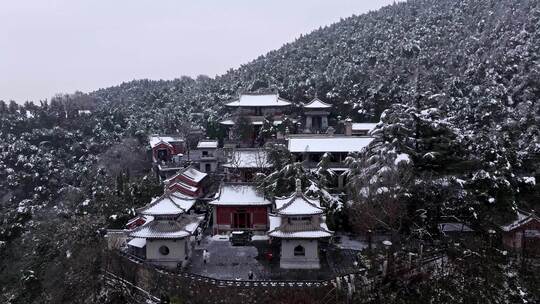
[164,166,208,198]
[500,210,540,254]
[220,93,293,147]
[302,98,331,133]
[345,121,378,136]
[192,139,220,173]
[287,135,373,167]
[222,148,271,182]
[210,183,271,235]
[149,135,187,179]
[268,180,333,269]
[128,191,203,269]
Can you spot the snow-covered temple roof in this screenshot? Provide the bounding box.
[129,215,203,239]
[127,238,146,248]
[137,192,196,216]
[268,215,333,239]
[222,149,271,169]
[268,180,333,239]
[303,98,332,109]
[275,185,324,216]
[169,180,199,193]
[210,183,271,206]
[225,93,292,107]
[148,135,184,148]
[351,123,378,132]
[125,215,153,229]
[197,140,219,149]
[500,210,539,232]
[219,116,294,126]
[181,167,208,183]
[287,136,373,153]
[164,166,207,184]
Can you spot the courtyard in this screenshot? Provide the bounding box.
[183,233,368,281]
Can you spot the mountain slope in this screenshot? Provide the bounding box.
[91,0,540,130]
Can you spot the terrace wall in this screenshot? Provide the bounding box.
[105,251,340,304]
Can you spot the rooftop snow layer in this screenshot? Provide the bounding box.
[288,136,373,153]
[269,214,281,231]
[225,94,292,107]
[219,119,235,125]
[210,183,271,206]
[303,98,332,109]
[268,216,333,239]
[222,149,271,168]
[275,193,323,216]
[181,167,208,183]
[137,192,196,216]
[149,135,184,148]
[169,180,199,193]
[164,166,207,185]
[501,211,539,232]
[197,140,219,149]
[127,238,146,248]
[129,215,203,239]
[351,123,378,131]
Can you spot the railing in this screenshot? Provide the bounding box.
[157,160,186,171]
[113,250,349,288]
[108,246,447,301]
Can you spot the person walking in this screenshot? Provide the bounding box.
[203,249,210,264]
[196,233,202,246]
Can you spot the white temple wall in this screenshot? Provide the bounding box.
[280,239,320,269]
[146,238,188,269]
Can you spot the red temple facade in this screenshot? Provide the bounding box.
[210,183,271,235]
[164,166,208,198]
[149,135,186,163]
[500,211,540,254]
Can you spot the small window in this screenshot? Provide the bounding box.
[205,163,212,172]
[294,245,305,256]
[159,245,170,255]
[202,151,208,156]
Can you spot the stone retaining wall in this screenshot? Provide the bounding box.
[106,252,340,304]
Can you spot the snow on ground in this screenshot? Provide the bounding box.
[211,234,230,241]
[188,235,264,280]
[335,234,369,251]
[251,235,269,241]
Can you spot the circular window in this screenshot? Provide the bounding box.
[159,245,170,255]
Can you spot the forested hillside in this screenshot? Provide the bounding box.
[92,0,539,132]
[1,0,539,303]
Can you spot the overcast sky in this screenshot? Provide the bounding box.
[0,0,395,103]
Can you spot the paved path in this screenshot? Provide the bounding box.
[185,236,340,280]
[186,236,269,280]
